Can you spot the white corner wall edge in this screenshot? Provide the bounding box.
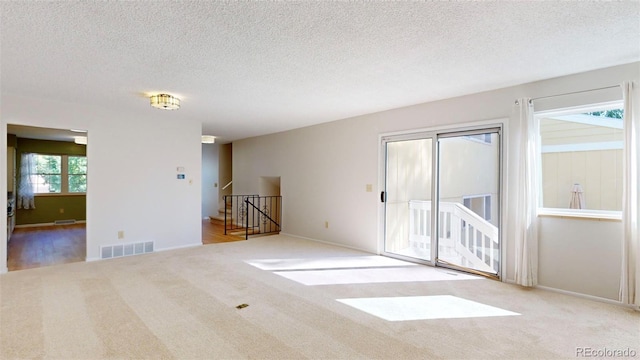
[279,232,375,255]
[0,266,7,274]
[86,242,202,262]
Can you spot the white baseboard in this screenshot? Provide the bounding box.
[16,220,86,228]
[155,242,203,252]
[279,232,375,255]
[86,241,202,263]
[534,284,627,307]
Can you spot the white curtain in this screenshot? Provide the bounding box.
[620,81,640,308]
[17,152,36,209]
[513,98,539,287]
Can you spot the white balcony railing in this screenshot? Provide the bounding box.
[409,200,499,274]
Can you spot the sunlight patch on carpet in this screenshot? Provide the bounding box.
[273,266,481,286]
[246,256,417,271]
[337,295,520,321]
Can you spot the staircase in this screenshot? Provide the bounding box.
[219,195,282,239]
[209,199,231,224]
[209,200,247,239]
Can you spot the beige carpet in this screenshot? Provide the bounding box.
[1,234,638,359]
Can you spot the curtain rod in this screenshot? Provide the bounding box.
[530,84,620,103]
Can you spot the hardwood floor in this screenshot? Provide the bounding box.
[7,223,86,271]
[7,220,243,271]
[202,218,246,244]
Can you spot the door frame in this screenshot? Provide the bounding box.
[3,124,89,272]
[380,132,438,266]
[378,119,508,279]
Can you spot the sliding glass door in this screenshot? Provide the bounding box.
[436,131,501,275]
[382,128,501,277]
[383,135,435,263]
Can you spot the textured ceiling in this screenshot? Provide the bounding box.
[1,1,639,142]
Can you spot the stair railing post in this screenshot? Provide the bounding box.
[223,195,228,235]
[245,197,249,240]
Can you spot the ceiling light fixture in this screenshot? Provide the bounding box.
[201,135,216,144]
[74,136,87,145]
[150,94,180,110]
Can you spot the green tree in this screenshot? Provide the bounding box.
[584,109,624,119]
[35,155,61,192]
[68,156,87,192]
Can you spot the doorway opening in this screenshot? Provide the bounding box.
[6,124,88,271]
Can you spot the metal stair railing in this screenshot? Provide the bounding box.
[244,196,282,240]
[223,194,258,235]
[223,194,282,239]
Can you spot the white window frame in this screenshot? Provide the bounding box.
[33,153,87,196]
[462,194,492,222]
[464,133,492,145]
[67,155,87,194]
[534,100,623,220]
[32,153,62,194]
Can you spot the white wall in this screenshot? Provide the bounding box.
[233,62,639,300]
[202,143,220,218]
[1,94,202,270]
[538,216,622,300]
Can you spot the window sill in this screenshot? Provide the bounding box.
[537,208,621,221]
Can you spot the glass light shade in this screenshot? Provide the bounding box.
[150,94,180,110]
[201,135,216,144]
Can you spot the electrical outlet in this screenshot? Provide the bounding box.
[59,208,64,214]
[117,231,124,239]
[324,221,329,228]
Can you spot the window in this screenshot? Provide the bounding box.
[463,194,492,221]
[33,154,62,193]
[68,156,87,193]
[32,154,87,194]
[536,102,623,213]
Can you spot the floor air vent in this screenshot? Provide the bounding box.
[100,241,154,260]
[55,219,76,225]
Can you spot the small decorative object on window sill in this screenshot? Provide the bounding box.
[150,94,180,110]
